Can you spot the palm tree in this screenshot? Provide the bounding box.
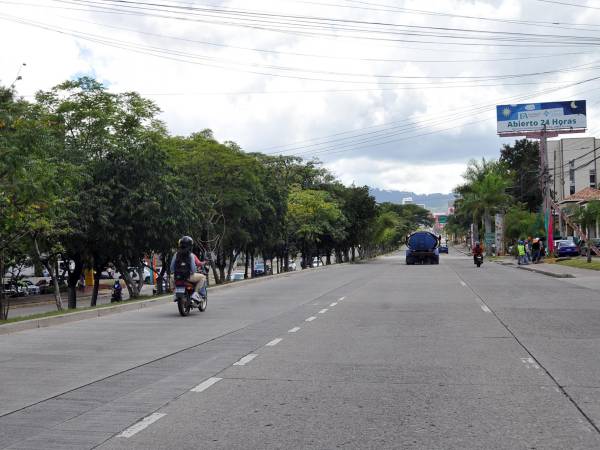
[460,172,511,255]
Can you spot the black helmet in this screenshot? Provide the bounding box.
[178,236,193,251]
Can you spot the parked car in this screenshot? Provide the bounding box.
[19,280,40,295]
[556,241,579,257]
[253,263,266,277]
[2,283,19,297]
[230,272,245,282]
[312,257,324,267]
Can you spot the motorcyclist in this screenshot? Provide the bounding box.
[472,241,483,264]
[170,236,207,302]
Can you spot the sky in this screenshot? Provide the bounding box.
[3,0,600,194]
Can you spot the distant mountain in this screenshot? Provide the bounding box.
[369,188,455,213]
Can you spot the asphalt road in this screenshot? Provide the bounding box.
[1,251,600,449]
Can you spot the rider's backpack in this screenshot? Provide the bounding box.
[174,251,192,281]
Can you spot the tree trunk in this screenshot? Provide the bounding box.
[116,261,139,299]
[33,238,63,310]
[472,215,479,247]
[588,245,592,263]
[0,254,8,320]
[244,251,249,279]
[51,260,63,311]
[284,252,289,272]
[250,253,255,277]
[67,257,83,309]
[484,209,492,256]
[91,267,101,307]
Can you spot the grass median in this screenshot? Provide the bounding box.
[556,258,600,271]
[0,294,166,325]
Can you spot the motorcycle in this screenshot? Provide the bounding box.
[474,254,483,268]
[174,278,207,316]
[111,280,123,302]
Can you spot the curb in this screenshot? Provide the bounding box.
[516,266,575,278]
[0,263,347,335]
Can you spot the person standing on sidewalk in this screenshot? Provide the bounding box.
[517,240,527,265]
[532,238,541,264]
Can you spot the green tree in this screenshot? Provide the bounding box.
[500,139,542,211]
[286,187,347,268]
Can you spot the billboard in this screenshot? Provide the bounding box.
[497,101,586,133]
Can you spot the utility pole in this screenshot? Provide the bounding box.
[539,127,554,254]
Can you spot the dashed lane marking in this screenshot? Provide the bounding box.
[118,413,166,438]
[338,296,346,301]
[288,327,301,333]
[481,305,491,313]
[319,309,328,314]
[266,338,283,347]
[233,354,258,366]
[460,281,467,287]
[191,377,222,393]
[306,316,316,322]
[330,302,338,307]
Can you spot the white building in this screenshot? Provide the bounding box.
[402,197,414,205]
[548,137,599,202]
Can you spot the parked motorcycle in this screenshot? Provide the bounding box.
[474,254,483,268]
[174,278,207,316]
[111,280,123,302]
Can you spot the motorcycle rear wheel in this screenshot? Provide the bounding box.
[177,296,191,316]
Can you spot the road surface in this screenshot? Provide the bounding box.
[1,251,600,449]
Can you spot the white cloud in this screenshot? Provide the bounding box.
[2,0,600,193]
[326,158,466,195]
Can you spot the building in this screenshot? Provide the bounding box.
[548,137,599,202]
[557,187,600,239]
[401,197,414,205]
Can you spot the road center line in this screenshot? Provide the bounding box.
[266,338,283,347]
[305,316,316,322]
[318,309,328,314]
[330,302,338,307]
[233,354,258,366]
[480,305,491,313]
[191,377,222,393]
[118,413,166,438]
[288,327,301,333]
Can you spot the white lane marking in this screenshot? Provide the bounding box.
[119,413,166,438]
[288,327,301,333]
[521,357,541,370]
[266,338,283,347]
[480,305,491,313]
[460,281,467,287]
[319,308,328,314]
[191,377,222,393]
[233,354,258,366]
[338,296,346,301]
[330,302,338,307]
[306,316,316,322]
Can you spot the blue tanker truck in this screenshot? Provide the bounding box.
[405,231,440,265]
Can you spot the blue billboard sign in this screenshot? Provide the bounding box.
[496,100,586,133]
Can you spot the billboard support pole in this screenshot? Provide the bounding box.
[539,127,554,254]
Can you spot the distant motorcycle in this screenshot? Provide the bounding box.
[474,254,483,268]
[111,280,123,302]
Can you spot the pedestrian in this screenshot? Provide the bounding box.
[78,273,86,291]
[517,240,527,265]
[539,239,546,262]
[525,238,532,263]
[532,238,540,263]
